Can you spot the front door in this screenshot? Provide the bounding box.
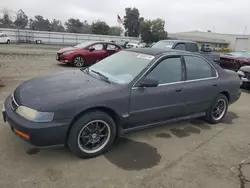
[183,55,219,115]
[86,43,107,64]
[127,56,186,128]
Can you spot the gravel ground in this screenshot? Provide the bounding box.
[0,44,250,188]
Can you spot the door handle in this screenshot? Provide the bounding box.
[176,88,183,92]
[212,84,217,87]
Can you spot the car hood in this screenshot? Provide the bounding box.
[58,47,77,53]
[239,66,250,72]
[13,70,115,111]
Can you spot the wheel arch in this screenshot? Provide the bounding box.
[66,106,121,139]
[220,91,230,102]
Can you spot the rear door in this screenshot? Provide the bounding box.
[183,55,219,115]
[128,56,186,128]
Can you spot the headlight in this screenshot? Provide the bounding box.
[63,51,73,55]
[16,106,54,122]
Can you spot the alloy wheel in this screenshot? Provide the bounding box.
[77,120,111,154]
[74,56,84,67]
[212,99,226,121]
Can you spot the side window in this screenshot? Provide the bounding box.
[90,43,103,50]
[107,44,118,50]
[174,43,186,51]
[184,56,215,80]
[0,34,3,38]
[186,43,198,52]
[146,57,182,84]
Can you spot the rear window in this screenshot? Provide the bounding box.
[186,43,198,52]
[152,41,174,49]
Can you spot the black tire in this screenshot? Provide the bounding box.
[67,111,116,158]
[73,56,85,67]
[6,40,10,44]
[205,94,228,124]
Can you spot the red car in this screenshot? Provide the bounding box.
[219,51,250,71]
[56,41,122,67]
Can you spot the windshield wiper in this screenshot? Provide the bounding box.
[91,70,110,83]
[80,67,89,74]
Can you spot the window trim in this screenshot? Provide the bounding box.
[132,54,218,90]
[183,54,218,82]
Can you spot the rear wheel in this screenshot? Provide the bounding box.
[205,94,228,124]
[67,111,116,158]
[73,56,85,67]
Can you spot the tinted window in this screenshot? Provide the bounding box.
[91,43,103,50]
[186,43,198,52]
[184,56,214,80]
[146,57,182,84]
[174,43,186,51]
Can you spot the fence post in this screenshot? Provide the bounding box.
[49,33,50,44]
[63,34,64,45]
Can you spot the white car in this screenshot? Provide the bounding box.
[126,42,139,48]
[0,33,10,44]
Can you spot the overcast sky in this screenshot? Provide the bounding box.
[1,0,250,34]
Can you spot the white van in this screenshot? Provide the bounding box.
[0,33,10,44]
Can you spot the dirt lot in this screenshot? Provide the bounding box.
[1,44,250,188]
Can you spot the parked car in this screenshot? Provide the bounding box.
[0,33,10,44]
[201,44,212,52]
[152,40,219,62]
[3,48,241,158]
[56,41,122,67]
[152,40,199,52]
[219,51,250,71]
[126,42,139,48]
[237,66,250,88]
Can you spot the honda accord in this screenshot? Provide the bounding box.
[2,48,241,158]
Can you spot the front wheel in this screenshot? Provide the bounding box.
[6,40,10,44]
[73,56,85,67]
[205,94,228,124]
[67,111,116,158]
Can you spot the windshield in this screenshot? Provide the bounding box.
[74,41,95,48]
[89,51,154,84]
[226,52,250,58]
[151,41,174,49]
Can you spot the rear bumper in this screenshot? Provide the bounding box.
[2,95,71,147]
[229,91,241,104]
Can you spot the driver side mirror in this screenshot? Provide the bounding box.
[89,47,95,52]
[137,77,159,87]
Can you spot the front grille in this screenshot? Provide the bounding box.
[10,94,19,111]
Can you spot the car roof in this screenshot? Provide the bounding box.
[157,40,197,44]
[125,47,193,56]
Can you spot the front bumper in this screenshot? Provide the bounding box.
[2,95,71,147]
[56,53,73,64]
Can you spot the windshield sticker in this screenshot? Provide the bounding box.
[137,54,155,60]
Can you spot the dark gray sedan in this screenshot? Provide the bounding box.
[2,48,241,158]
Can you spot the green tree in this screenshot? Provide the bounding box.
[109,26,122,36]
[139,18,167,43]
[50,19,65,32]
[0,13,13,28]
[123,7,140,37]
[31,15,51,31]
[14,9,28,29]
[151,18,167,42]
[65,18,83,33]
[91,20,109,35]
[81,20,92,34]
